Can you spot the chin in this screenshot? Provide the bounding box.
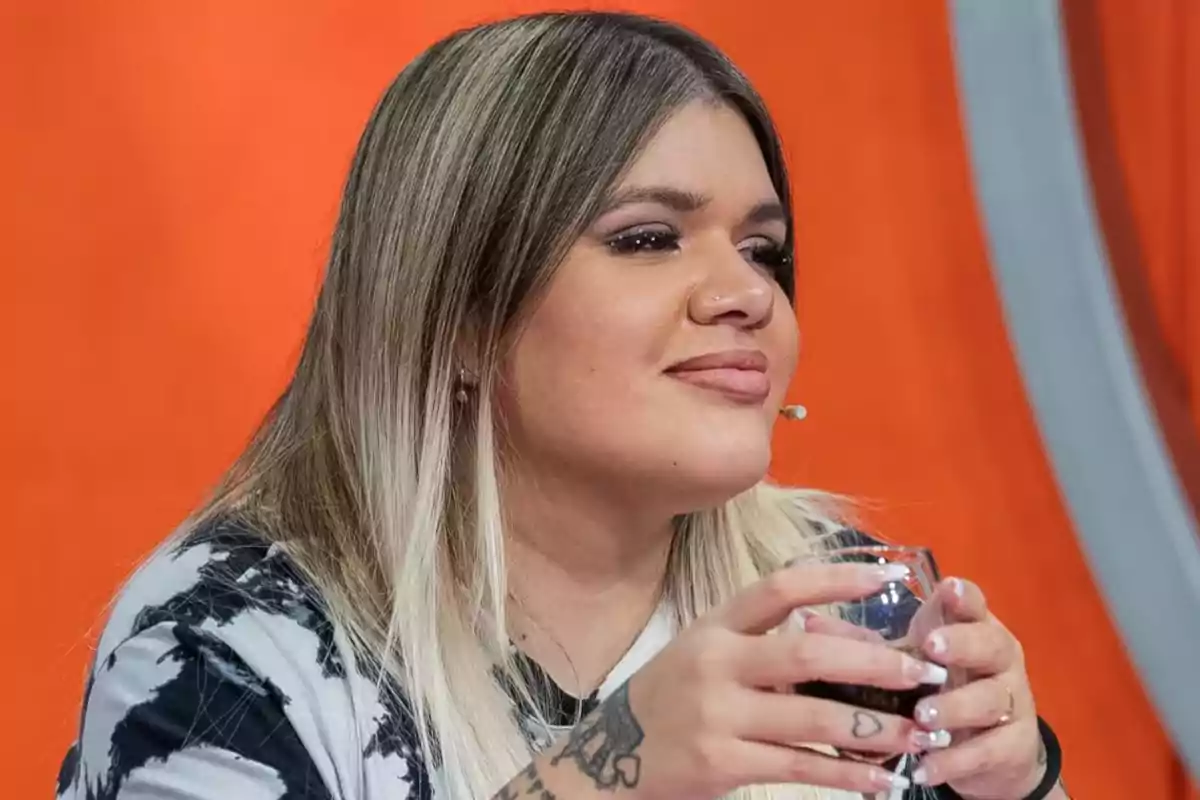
[661,440,773,513]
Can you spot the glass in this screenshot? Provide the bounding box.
[788,545,949,793]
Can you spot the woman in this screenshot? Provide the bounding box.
[56,12,1067,800]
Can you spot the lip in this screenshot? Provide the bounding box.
[664,349,771,403]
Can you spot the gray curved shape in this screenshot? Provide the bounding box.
[949,0,1200,776]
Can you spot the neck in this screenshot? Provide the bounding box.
[502,468,675,696]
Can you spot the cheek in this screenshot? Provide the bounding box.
[502,290,665,421]
[511,266,673,383]
[768,306,801,395]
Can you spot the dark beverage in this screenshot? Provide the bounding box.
[793,679,939,718]
[786,545,943,792]
[793,680,940,765]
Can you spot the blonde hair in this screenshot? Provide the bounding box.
[190,12,844,800]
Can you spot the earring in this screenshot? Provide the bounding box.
[455,368,471,403]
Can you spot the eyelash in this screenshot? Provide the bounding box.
[605,228,793,276]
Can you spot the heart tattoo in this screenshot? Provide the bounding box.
[851,710,884,739]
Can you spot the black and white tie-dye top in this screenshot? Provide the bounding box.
[55,519,685,800]
[56,520,951,800]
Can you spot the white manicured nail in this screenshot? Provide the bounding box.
[788,609,809,632]
[913,766,931,785]
[903,657,948,685]
[915,700,939,725]
[921,661,948,684]
[949,577,965,597]
[875,564,911,582]
[927,632,948,655]
[912,729,952,750]
[873,769,911,790]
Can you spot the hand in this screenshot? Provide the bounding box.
[910,578,1046,798]
[502,562,953,800]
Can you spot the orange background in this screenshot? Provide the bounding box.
[2,2,1196,798]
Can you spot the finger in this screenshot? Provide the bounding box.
[941,577,988,623]
[738,631,948,691]
[791,610,887,644]
[725,739,915,796]
[734,690,951,759]
[718,563,910,634]
[912,718,1041,789]
[912,675,1029,731]
[923,621,1019,674]
[905,598,949,646]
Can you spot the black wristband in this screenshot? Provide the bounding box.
[1022,717,1064,800]
[932,717,1062,800]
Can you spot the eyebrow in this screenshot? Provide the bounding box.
[598,185,787,228]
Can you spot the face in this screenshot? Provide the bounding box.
[499,100,800,515]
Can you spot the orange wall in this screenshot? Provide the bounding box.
[1,2,1190,798]
[1093,0,1200,424]
[1089,1,1200,793]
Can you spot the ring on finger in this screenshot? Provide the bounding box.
[996,684,1016,725]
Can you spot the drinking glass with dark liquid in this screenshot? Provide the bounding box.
[787,545,949,791]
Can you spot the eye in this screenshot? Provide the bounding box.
[606,226,681,255]
[740,239,793,279]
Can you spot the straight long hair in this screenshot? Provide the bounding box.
[191,12,844,800]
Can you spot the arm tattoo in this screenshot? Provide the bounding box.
[850,709,884,739]
[520,763,557,799]
[549,681,645,790]
[491,763,558,800]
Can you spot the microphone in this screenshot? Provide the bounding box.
[779,404,807,421]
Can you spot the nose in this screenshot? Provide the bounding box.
[687,250,775,330]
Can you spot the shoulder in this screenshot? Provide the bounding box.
[750,484,888,561]
[60,518,434,800]
[94,518,336,669]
